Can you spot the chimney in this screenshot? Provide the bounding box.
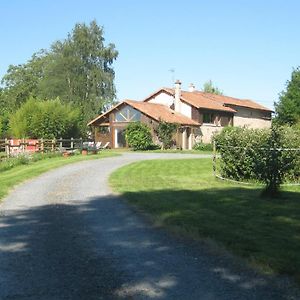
[189,83,195,92]
[174,79,182,112]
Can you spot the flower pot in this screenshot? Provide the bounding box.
[81,149,88,155]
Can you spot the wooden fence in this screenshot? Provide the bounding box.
[0,138,84,158]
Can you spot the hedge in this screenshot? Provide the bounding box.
[214,126,300,187]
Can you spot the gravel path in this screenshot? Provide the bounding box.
[0,152,299,300]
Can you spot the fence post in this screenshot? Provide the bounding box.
[71,137,74,149]
[35,140,39,153]
[22,138,25,153]
[5,138,10,158]
[60,137,63,150]
[80,137,83,149]
[213,140,216,177]
[52,139,55,152]
[41,138,44,153]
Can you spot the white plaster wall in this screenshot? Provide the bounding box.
[233,107,271,129]
[180,101,192,118]
[147,92,174,107]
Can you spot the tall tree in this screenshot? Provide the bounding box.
[0,20,118,135]
[202,80,223,95]
[0,88,13,137]
[275,67,300,125]
[0,50,48,110]
[38,20,118,124]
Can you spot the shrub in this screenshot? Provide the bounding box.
[9,97,81,139]
[193,142,213,151]
[156,121,178,149]
[125,122,153,150]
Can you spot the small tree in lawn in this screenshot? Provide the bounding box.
[261,126,283,197]
[125,122,153,151]
[156,121,178,149]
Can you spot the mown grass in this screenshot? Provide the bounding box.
[0,151,119,201]
[110,158,300,283]
[135,149,212,155]
[109,148,212,155]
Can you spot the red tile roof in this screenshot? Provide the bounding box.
[88,100,200,126]
[180,91,236,113]
[125,100,200,126]
[196,92,272,111]
[144,88,272,112]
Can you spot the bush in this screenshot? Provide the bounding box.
[125,122,153,150]
[156,121,178,149]
[9,97,81,138]
[193,142,213,151]
[214,126,300,195]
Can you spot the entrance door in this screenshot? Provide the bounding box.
[114,128,126,148]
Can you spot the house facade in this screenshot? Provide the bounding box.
[88,81,272,149]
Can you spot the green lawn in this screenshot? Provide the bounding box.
[109,148,212,155]
[110,158,300,283]
[0,151,119,201]
[136,149,212,155]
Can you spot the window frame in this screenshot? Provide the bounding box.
[202,113,215,124]
[114,106,141,122]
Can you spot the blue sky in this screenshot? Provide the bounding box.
[1,0,299,109]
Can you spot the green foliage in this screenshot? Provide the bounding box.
[193,142,213,151]
[0,89,12,137]
[125,122,153,150]
[0,20,118,135]
[275,67,300,125]
[156,121,178,149]
[202,80,223,95]
[0,113,10,138]
[0,51,48,110]
[9,97,81,138]
[38,20,118,124]
[214,126,300,195]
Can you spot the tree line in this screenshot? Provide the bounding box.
[0,20,118,138]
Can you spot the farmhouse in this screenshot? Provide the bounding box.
[88,81,272,149]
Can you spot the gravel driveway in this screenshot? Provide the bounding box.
[0,152,299,300]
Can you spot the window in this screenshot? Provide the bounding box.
[203,113,214,124]
[115,106,141,122]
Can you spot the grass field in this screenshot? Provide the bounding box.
[136,149,213,155]
[110,158,300,283]
[0,151,119,201]
[109,148,213,155]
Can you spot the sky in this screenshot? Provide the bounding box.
[1,0,300,109]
